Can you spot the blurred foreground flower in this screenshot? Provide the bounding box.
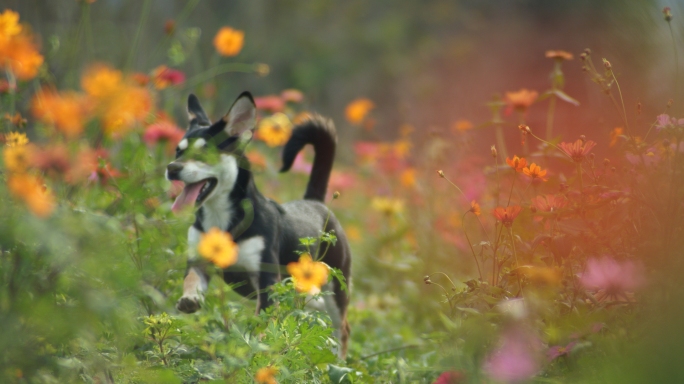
[580,257,644,302]
[286,253,328,294]
[483,329,540,383]
[255,366,278,384]
[345,98,374,125]
[531,194,567,213]
[3,144,30,172]
[143,121,185,153]
[547,341,577,361]
[8,173,55,217]
[433,371,465,384]
[469,201,481,216]
[31,89,89,136]
[493,206,522,227]
[559,139,596,162]
[281,89,303,103]
[197,227,239,268]
[4,131,28,147]
[452,119,473,133]
[256,113,292,147]
[371,196,404,215]
[151,65,185,89]
[213,26,244,56]
[0,9,43,80]
[254,95,285,112]
[505,89,538,115]
[609,127,623,147]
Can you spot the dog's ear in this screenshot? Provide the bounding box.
[187,94,211,127]
[222,91,256,137]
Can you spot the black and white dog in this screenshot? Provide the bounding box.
[166,92,351,357]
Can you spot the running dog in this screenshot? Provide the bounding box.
[166,92,351,357]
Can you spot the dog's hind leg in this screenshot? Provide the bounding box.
[177,226,209,313]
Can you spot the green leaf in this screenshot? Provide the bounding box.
[328,364,355,384]
[552,89,580,106]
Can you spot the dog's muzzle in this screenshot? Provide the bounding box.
[166,162,183,180]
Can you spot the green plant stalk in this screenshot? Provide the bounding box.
[670,21,680,114]
[509,227,525,300]
[609,71,632,137]
[495,123,509,160]
[125,0,152,71]
[462,212,484,282]
[546,94,557,140]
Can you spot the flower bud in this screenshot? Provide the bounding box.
[254,63,270,77]
[333,191,340,199]
[437,170,445,178]
[603,59,612,70]
[579,53,587,61]
[518,124,531,134]
[584,48,591,55]
[668,99,674,108]
[490,145,497,158]
[664,7,673,22]
[424,275,432,284]
[637,102,642,115]
[580,135,586,143]
[603,158,610,166]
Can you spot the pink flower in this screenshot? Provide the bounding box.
[254,95,285,112]
[291,152,313,173]
[152,65,185,89]
[143,122,185,153]
[433,371,465,384]
[483,329,540,383]
[547,341,577,361]
[281,89,304,103]
[580,257,644,300]
[655,114,684,132]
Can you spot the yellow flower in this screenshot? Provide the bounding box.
[345,225,361,242]
[371,197,404,215]
[7,173,55,217]
[256,113,292,147]
[255,366,278,384]
[400,168,416,187]
[452,119,473,133]
[286,254,329,294]
[4,131,28,147]
[470,200,481,216]
[3,144,30,172]
[213,26,244,56]
[0,11,43,81]
[197,227,239,268]
[345,98,374,125]
[393,139,411,159]
[0,10,22,40]
[31,89,89,137]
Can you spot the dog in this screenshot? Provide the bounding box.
[166,92,351,358]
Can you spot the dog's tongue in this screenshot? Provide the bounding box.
[171,181,206,213]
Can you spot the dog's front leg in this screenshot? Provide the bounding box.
[177,226,208,313]
[255,270,279,314]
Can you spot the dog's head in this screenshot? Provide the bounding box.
[166,92,256,213]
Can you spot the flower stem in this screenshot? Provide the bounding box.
[462,212,484,282]
[495,123,509,160]
[546,95,557,140]
[509,227,525,300]
[609,72,632,137]
[669,21,680,115]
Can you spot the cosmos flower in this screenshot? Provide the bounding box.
[452,119,473,133]
[345,98,375,125]
[280,89,303,103]
[559,139,596,162]
[493,206,522,227]
[609,127,624,147]
[3,144,30,172]
[483,329,540,383]
[545,50,574,61]
[255,113,292,147]
[197,227,239,269]
[433,371,465,384]
[506,156,527,172]
[213,26,244,56]
[522,163,548,181]
[580,257,644,301]
[400,168,416,187]
[143,121,185,153]
[0,10,43,81]
[470,200,481,216]
[547,341,577,361]
[505,89,538,114]
[371,196,405,215]
[531,194,567,213]
[286,253,329,294]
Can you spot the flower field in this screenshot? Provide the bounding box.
[2,2,684,383]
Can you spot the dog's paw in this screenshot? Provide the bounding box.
[176,295,202,313]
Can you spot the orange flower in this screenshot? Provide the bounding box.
[81,64,123,98]
[531,194,567,213]
[245,150,267,171]
[505,89,538,113]
[559,139,596,162]
[7,173,55,217]
[31,89,89,136]
[506,156,527,172]
[545,50,574,61]
[3,144,30,172]
[393,139,411,159]
[345,98,375,125]
[197,227,239,268]
[470,200,481,216]
[213,26,244,56]
[493,206,522,227]
[0,10,43,81]
[286,253,329,294]
[0,10,22,39]
[400,168,416,187]
[452,119,474,133]
[256,113,292,147]
[255,366,278,384]
[609,127,624,147]
[5,112,26,127]
[522,163,548,181]
[64,147,100,184]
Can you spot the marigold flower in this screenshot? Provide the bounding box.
[531,194,567,213]
[3,144,30,172]
[4,131,28,147]
[493,206,522,227]
[470,200,481,216]
[213,26,244,56]
[255,113,292,147]
[101,86,152,136]
[371,196,404,215]
[452,119,473,133]
[345,98,375,125]
[559,139,596,162]
[609,127,623,147]
[400,168,416,187]
[31,89,89,136]
[0,10,22,39]
[81,64,123,99]
[286,253,329,294]
[151,65,185,89]
[505,89,538,114]
[545,50,574,61]
[522,163,548,181]
[505,155,527,172]
[197,227,239,269]
[7,173,55,217]
[580,257,644,302]
[254,95,285,112]
[254,366,278,384]
[0,13,43,81]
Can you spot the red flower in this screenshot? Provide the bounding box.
[254,95,285,112]
[152,65,185,89]
[559,139,596,162]
[493,206,522,227]
[531,194,567,213]
[433,371,465,384]
[143,122,185,153]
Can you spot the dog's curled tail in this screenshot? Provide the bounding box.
[280,114,337,202]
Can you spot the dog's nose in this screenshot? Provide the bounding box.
[166,162,183,180]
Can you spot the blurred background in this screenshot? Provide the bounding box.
[8,0,681,160]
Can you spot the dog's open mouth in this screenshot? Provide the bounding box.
[171,178,218,213]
